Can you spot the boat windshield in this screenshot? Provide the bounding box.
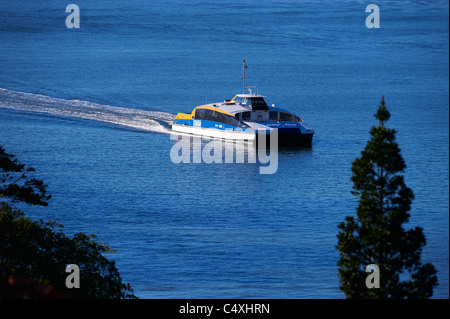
[240,97,269,110]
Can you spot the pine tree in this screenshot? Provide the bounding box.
[336,96,438,298]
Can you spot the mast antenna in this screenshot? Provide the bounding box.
[242,60,247,94]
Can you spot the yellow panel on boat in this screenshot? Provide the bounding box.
[174,113,192,120]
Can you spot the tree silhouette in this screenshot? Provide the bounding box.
[336,96,438,298]
[0,145,135,298]
[0,145,51,206]
[0,202,136,299]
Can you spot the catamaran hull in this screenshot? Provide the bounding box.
[256,130,314,147]
[278,131,313,147]
[172,124,313,147]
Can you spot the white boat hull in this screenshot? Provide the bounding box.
[171,124,256,141]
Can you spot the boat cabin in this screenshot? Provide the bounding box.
[232,94,269,111]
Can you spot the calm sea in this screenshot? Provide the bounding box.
[0,0,448,298]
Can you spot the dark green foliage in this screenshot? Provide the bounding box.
[336,97,438,299]
[374,95,390,126]
[0,201,136,299]
[0,146,51,206]
[0,145,136,298]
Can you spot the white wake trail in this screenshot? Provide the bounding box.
[0,88,173,134]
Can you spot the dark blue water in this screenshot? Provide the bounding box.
[0,0,448,298]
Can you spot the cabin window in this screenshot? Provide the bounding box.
[215,111,235,126]
[195,108,249,128]
[241,112,250,121]
[195,108,214,121]
[240,97,269,110]
[269,111,278,121]
[250,97,269,110]
[280,112,293,121]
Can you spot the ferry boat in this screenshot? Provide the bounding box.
[171,62,314,146]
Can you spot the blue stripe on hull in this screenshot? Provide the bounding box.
[173,119,254,133]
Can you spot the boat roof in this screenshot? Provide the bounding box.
[195,102,248,115]
[194,102,293,116]
[235,93,266,98]
[193,91,267,115]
